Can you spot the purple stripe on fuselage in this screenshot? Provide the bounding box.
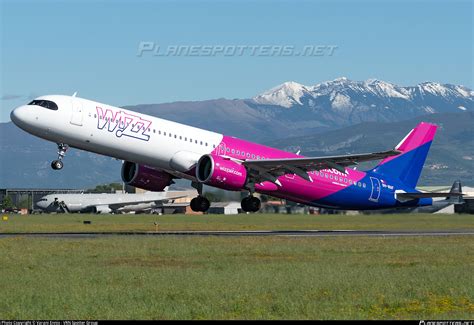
[212,135,366,205]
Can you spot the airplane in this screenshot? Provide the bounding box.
[35,190,194,214]
[10,94,463,213]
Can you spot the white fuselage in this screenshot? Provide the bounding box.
[11,95,221,180]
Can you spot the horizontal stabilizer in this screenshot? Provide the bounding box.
[396,192,463,201]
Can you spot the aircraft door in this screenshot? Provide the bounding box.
[369,177,381,202]
[70,98,83,126]
[217,142,226,156]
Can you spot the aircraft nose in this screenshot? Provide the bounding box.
[10,105,30,127]
[36,201,45,209]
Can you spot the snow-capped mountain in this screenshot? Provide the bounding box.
[253,77,473,119]
[253,81,312,108]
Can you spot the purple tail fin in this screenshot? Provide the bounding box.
[371,122,437,188]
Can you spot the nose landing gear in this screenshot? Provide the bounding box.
[241,195,261,213]
[51,143,68,170]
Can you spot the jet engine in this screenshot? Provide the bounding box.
[121,161,173,192]
[196,154,247,191]
[93,205,112,214]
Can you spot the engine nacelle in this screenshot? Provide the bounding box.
[121,161,173,192]
[93,205,112,214]
[196,154,247,191]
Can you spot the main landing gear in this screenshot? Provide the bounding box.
[51,143,68,170]
[190,196,210,213]
[190,182,210,213]
[241,195,261,213]
[189,182,261,213]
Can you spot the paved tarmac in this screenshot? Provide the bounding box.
[1,230,474,238]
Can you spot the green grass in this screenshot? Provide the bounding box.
[0,213,473,319]
[0,235,473,319]
[0,213,473,233]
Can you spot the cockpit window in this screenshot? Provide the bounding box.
[28,100,58,111]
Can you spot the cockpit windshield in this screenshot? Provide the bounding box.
[28,100,58,111]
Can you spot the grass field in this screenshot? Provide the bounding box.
[0,213,473,319]
[0,213,473,233]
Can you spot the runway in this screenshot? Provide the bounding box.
[1,230,474,238]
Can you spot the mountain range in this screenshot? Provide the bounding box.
[124,78,473,141]
[0,78,472,188]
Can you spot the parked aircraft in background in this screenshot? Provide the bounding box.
[36,190,194,214]
[11,95,463,212]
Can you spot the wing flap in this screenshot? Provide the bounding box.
[244,149,400,171]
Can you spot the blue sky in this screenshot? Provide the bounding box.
[1,0,472,122]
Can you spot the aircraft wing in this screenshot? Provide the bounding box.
[107,194,190,210]
[242,149,401,183]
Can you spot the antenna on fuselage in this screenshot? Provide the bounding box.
[72,91,78,97]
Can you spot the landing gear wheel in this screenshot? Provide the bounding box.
[51,160,63,170]
[190,196,210,212]
[241,196,261,212]
[51,143,69,170]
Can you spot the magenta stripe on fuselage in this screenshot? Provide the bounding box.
[211,135,366,204]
